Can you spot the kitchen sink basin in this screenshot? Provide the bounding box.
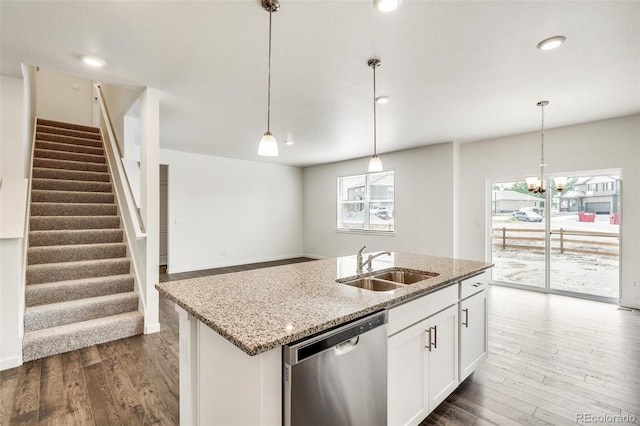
[338,269,439,292]
[373,270,438,284]
[340,277,404,292]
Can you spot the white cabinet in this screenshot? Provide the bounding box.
[388,291,459,426]
[459,289,488,382]
[388,318,429,426]
[427,305,459,410]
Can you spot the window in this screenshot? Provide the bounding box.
[337,171,394,232]
[588,183,598,192]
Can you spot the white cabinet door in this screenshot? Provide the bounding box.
[388,304,460,425]
[459,289,488,382]
[388,318,429,426]
[426,305,459,412]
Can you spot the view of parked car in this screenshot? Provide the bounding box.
[375,210,393,220]
[513,210,543,222]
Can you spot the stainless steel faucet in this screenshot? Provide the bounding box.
[356,246,391,274]
[356,246,367,274]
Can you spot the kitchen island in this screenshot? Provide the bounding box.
[156,252,492,425]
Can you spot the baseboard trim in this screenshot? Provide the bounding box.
[302,254,327,260]
[145,322,161,334]
[166,253,307,274]
[0,355,22,371]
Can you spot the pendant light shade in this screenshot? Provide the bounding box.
[258,132,278,156]
[553,176,568,191]
[258,0,280,157]
[367,58,383,173]
[368,155,383,172]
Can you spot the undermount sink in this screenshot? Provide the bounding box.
[373,270,438,284]
[341,277,404,292]
[338,269,439,292]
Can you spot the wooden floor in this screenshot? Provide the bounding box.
[423,286,640,426]
[2,259,639,425]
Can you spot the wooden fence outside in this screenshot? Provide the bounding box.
[492,227,619,257]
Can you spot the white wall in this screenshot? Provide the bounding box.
[160,149,304,273]
[36,68,93,126]
[303,143,455,259]
[1,75,26,178]
[0,74,26,369]
[458,114,640,309]
[100,83,143,155]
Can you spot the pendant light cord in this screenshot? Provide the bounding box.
[267,7,273,133]
[373,63,377,156]
[540,103,545,166]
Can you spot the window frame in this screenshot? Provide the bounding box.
[336,170,395,234]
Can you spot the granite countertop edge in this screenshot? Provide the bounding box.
[156,253,493,356]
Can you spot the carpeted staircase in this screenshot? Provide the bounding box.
[23,118,143,362]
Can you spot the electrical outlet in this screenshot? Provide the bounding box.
[632,280,639,288]
[221,250,229,256]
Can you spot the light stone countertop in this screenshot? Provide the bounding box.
[156,252,492,356]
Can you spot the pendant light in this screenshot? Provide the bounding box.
[258,0,280,156]
[526,101,568,193]
[368,58,383,172]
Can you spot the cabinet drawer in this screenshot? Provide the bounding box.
[388,284,458,336]
[459,271,489,300]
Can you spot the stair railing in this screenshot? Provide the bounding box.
[19,116,39,349]
[94,84,146,239]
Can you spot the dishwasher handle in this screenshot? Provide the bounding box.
[285,311,387,365]
[335,337,359,355]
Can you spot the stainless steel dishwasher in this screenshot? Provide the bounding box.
[283,311,387,426]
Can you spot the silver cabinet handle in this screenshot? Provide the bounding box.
[425,328,432,351]
[462,308,469,328]
[431,326,437,349]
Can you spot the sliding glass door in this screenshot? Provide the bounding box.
[549,174,620,300]
[490,172,620,302]
[491,180,546,289]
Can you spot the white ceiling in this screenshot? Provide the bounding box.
[1,1,638,167]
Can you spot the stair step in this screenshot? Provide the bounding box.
[36,124,101,140]
[26,257,131,284]
[30,202,117,217]
[36,132,104,149]
[33,157,108,173]
[33,167,110,183]
[30,215,120,231]
[22,311,143,362]
[32,177,113,193]
[31,189,114,204]
[35,140,104,157]
[34,148,106,164]
[26,274,135,307]
[24,292,139,332]
[28,242,127,265]
[37,118,100,134]
[29,228,124,246]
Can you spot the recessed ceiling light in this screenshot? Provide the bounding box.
[375,96,390,105]
[284,140,295,146]
[374,0,399,12]
[81,55,105,67]
[536,36,566,51]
